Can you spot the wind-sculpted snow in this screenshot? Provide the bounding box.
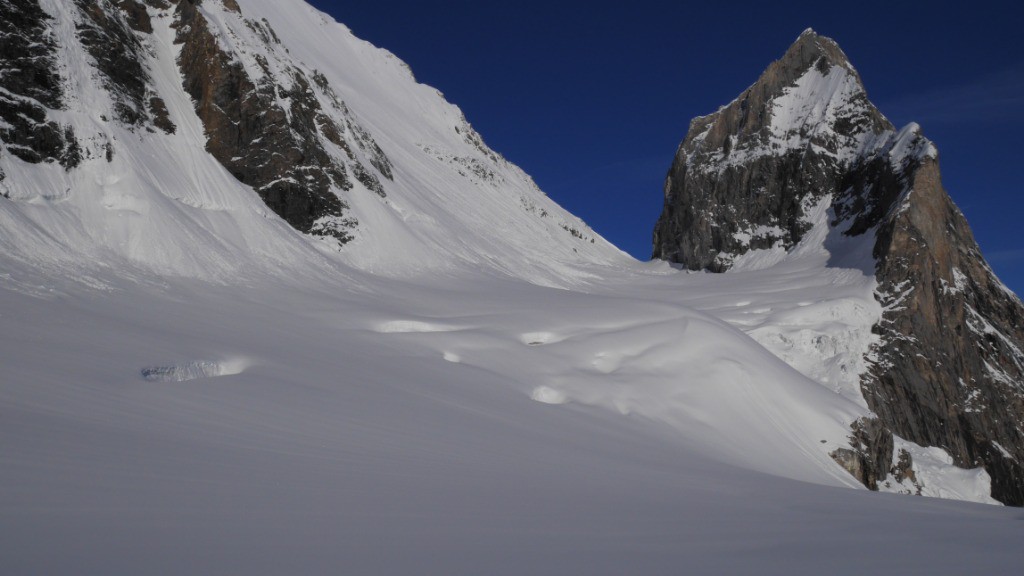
[374,319,464,333]
[2,262,1017,574]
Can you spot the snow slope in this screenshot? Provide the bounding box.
[1,1,1019,573]
[2,258,1019,575]
[1,0,625,288]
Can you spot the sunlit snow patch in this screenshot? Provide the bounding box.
[375,320,461,333]
[519,331,564,346]
[878,438,1000,504]
[591,351,622,374]
[141,358,248,382]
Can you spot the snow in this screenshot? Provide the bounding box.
[688,48,938,176]
[942,266,969,295]
[880,437,1000,504]
[531,386,569,404]
[689,63,877,173]
[953,266,969,291]
[731,223,786,248]
[1,1,1021,573]
[141,359,249,382]
[2,0,625,287]
[689,197,884,407]
[769,66,864,160]
[886,122,939,166]
[964,304,1024,382]
[3,258,1020,575]
[993,442,1016,461]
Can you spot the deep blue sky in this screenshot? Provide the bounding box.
[307,0,1023,295]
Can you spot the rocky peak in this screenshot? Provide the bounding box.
[652,30,1024,505]
[676,30,889,179]
[780,28,855,81]
[653,31,904,271]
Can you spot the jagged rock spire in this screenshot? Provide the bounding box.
[653,30,898,270]
[652,31,1024,505]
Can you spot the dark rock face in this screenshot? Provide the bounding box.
[308,70,392,196]
[653,31,892,271]
[830,417,894,490]
[3,0,393,241]
[74,0,175,133]
[830,418,923,495]
[865,156,1024,505]
[115,0,155,34]
[1,0,175,175]
[171,0,391,241]
[653,30,1024,504]
[0,0,81,169]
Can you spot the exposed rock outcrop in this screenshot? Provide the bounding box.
[830,417,894,490]
[0,0,80,169]
[74,0,175,133]
[171,0,391,242]
[652,30,893,271]
[172,0,351,240]
[653,29,1024,504]
[2,0,395,242]
[865,151,1024,505]
[1,0,176,173]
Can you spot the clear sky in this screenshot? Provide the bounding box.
[306,0,1023,295]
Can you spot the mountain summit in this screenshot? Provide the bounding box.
[652,29,898,269]
[653,30,1024,504]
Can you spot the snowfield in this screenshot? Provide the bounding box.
[1,0,1022,573]
[3,260,1021,575]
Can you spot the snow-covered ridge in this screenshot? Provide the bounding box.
[688,60,937,175]
[0,0,626,288]
[214,0,623,280]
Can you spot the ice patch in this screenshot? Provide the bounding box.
[141,358,248,382]
[531,386,568,405]
[442,351,461,363]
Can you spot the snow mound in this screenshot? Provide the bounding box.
[531,386,568,404]
[140,359,248,382]
[375,320,462,333]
